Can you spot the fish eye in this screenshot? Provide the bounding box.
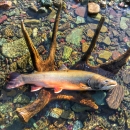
[104,80,108,82]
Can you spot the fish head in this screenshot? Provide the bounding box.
[89,75,117,90]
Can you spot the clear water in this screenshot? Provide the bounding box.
[0,0,130,130]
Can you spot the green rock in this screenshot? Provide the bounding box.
[2,37,41,58]
[126,10,130,18]
[103,36,111,45]
[127,41,130,47]
[92,91,107,105]
[99,50,112,60]
[13,94,30,104]
[62,46,72,60]
[71,103,90,112]
[0,38,7,46]
[76,16,85,24]
[66,28,83,46]
[0,102,13,114]
[120,17,129,30]
[50,108,75,119]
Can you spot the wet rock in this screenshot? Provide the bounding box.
[15,27,32,38]
[112,51,121,60]
[62,46,72,60]
[127,41,130,47]
[71,103,90,112]
[73,120,83,129]
[6,89,16,97]
[24,19,40,24]
[100,0,107,8]
[13,94,30,104]
[59,22,70,31]
[50,108,75,119]
[88,2,100,14]
[29,3,38,12]
[126,30,130,37]
[3,26,14,37]
[87,29,94,38]
[126,10,130,17]
[41,0,52,7]
[100,26,108,33]
[127,118,130,129]
[75,7,87,17]
[0,1,12,10]
[2,37,41,58]
[76,16,85,24]
[82,42,89,52]
[54,119,65,128]
[0,38,7,46]
[66,28,83,46]
[103,36,111,45]
[120,17,129,30]
[122,71,130,84]
[0,102,13,114]
[0,15,7,24]
[92,91,106,105]
[99,50,112,60]
[112,30,119,36]
[32,28,38,38]
[47,8,56,21]
[117,117,125,126]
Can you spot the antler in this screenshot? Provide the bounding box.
[16,89,98,123]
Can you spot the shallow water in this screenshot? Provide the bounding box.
[0,0,130,130]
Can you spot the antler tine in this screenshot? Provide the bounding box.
[82,17,105,63]
[48,0,62,61]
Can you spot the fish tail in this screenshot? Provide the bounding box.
[6,72,24,89]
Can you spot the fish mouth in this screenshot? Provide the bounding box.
[102,81,117,90]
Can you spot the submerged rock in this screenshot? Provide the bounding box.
[88,2,100,14]
[76,16,86,24]
[98,50,112,60]
[92,91,106,105]
[50,108,75,119]
[120,17,129,30]
[71,103,90,112]
[75,6,87,17]
[2,37,41,58]
[103,36,111,45]
[13,94,30,104]
[66,28,83,46]
[62,46,72,60]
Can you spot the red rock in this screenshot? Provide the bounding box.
[80,39,86,44]
[75,7,87,17]
[50,18,55,23]
[112,51,121,60]
[0,15,7,24]
[123,37,129,43]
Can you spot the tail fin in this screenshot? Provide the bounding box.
[6,72,24,89]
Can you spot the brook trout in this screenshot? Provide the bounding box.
[6,70,117,93]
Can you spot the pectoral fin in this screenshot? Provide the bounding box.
[79,83,92,90]
[54,87,63,93]
[31,86,43,92]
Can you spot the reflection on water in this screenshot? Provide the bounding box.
[0,0,130,130]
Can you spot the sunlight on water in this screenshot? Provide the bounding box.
[0,0,130,130]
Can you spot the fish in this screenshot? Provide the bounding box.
[6,70,117,93]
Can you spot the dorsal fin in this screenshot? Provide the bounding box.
[58,64,69,71]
